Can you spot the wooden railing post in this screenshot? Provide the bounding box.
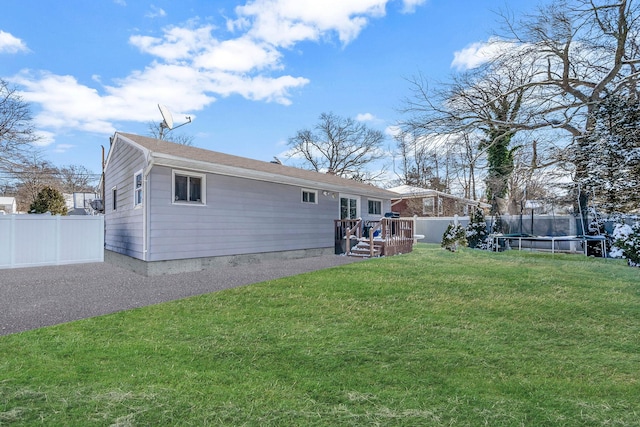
[369,227,374,257]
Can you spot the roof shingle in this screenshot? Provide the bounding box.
[116,132,397,198]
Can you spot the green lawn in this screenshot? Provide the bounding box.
[1,244,639,426]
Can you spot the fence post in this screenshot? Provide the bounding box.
[56,214,61,265]
[10,214,16,268]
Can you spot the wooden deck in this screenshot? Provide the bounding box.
[334,218,415,257]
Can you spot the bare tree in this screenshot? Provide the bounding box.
[58,164,98,193]
[0,79,39,171]
[495,0,640,216]
[393,130,461,192]
[399,56,536,212]
[14,155,60,211]
[147,121,195,146]
[287,112,387,181]
[400,0,640,219]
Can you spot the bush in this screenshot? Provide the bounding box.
[466,207,489,249]
[29,186,67,215]
[611,222,640,267]
[441,222,467,252]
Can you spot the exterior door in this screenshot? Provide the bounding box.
[340,195,359,219]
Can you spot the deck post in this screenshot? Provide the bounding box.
[369,228,374,258]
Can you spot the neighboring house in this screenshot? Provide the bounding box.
[0,197,17,215]
[64,192,101,215]
[103,133,398,273]
[388,185,490,217]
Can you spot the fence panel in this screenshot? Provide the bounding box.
[413,214,635,244]
[0,215,104,269]
[413,216,470,244]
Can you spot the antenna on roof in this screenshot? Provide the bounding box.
[158,104,192,139]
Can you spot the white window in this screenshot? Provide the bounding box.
[423,197,434,215]
[112,187,117,211]
[368,199,382,215]
[172,170,206,205]
[133,170,143,207]
[302,189,317,204]
[340,195,359,219]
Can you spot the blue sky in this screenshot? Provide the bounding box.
[1,0,534,181]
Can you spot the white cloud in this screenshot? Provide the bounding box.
[385,124,402,138]
[146,5,167,19]
[53,144,74,153]
[130,25,215,62]
[356,112,375,122]
[231,0,389,47]
[400,0,427,13]
[33,130,55,147]
[11,0,426,137]
[194,37,282,72]
[451,37,514,71]
[0,30,28,54]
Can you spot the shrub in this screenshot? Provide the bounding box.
[441,222,467,252]
[29,186,68,215]
[466,207,489,249]
[611,222,640,267]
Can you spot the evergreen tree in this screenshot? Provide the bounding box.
[29,186,67,215]
[466,206,489,249]
[441,222,467,252]
[575,95,640,214]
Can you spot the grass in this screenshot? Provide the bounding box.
[1,244,639,426]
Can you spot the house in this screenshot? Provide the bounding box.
[103,133,403,275]
[388,184,490,217]
[0,197,17,215]
[64,192,101,215]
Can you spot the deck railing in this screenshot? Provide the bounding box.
[334,218,415,256]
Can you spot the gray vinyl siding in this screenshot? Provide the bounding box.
[104,140,145,259]
[361,198,392,221]
[147,166,338,261]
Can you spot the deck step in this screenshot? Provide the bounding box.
[348,240,383,258]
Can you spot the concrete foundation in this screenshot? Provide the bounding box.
[105,247,334,276]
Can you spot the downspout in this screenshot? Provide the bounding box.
[142,156,154,262]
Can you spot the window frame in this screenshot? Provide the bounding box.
[112,186,117,211]
[423,197,435,215]
[339,194,360,220]
[133,169,143,208]
[172,169,206,205]
[368,199,382,215]
[301,189,318,204]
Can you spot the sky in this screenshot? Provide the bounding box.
[0,0,535,184]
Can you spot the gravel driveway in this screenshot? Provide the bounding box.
[0,255,362,336]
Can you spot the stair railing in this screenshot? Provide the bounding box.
[334,218,362,255]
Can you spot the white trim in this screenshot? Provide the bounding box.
[133,169,143,208]
[171,169,207,205]
[301,188,318,204]
[367,198,382,215]
[339,194,360,220]
[111,186,117,211]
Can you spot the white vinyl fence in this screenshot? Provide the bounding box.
[0,214,104,269]
[413,215,581,244]
[412,214,637,244]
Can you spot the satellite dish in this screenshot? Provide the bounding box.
[157,104,191,139]
[158,104,174,130]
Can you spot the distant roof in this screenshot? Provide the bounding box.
[111,133,398,199]
[387,185,491,208]
[0,196,16,205]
